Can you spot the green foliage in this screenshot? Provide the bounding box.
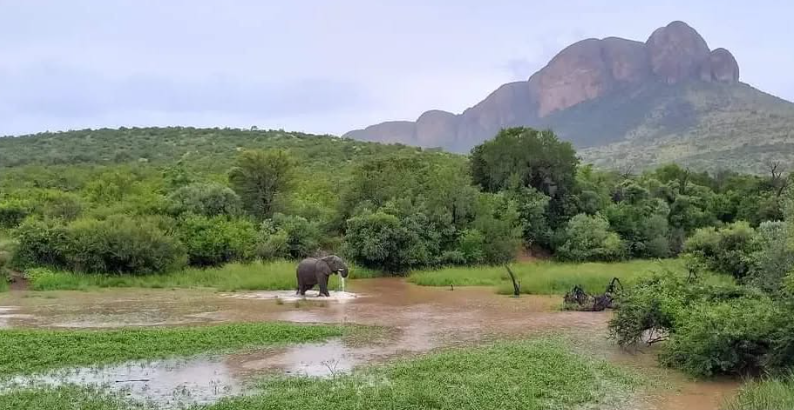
[610,269,794,377]
[557,214,625,262]
[746,221,794,293]
[343,210,433,273]
[13,216,186,275]
[228,149,296,219]
[0,126,791,278]
[0,200,29,228]
[259,213,321,259]
[177,215,257,266]
[609,272,747,348]
[470,127,578,196]
[660,297,781,376]
[684,222,757,278]
[167,182,242,217]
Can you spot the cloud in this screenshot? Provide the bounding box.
[0,62,368,122]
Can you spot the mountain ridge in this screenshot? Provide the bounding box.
[344,21,794,172]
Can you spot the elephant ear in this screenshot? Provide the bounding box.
[320,260,333,276]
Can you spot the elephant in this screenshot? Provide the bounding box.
[296,255,349,297]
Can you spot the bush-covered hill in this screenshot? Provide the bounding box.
[0,127,435,171]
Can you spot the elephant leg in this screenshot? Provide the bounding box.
[318,277,330,297]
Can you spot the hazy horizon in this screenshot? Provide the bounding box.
[2,1,792,137]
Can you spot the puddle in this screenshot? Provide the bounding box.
[223,290,360,302]
[0,278,738,409]
[4,357,242,409]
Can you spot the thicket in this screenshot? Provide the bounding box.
[610,215,794,377]
[0,126,791,276]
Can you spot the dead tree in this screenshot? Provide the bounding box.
[767,161,790,197]
[505,265,520,297]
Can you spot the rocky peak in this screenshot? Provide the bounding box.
[646,21,711,84]
[708,48,740,83]
[344,21,744,150]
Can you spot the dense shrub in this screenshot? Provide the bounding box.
[0,200,29,228]
[557,214,624,262]
[469,193,522,264]
[684,221,756,278]
[259,213,321,259]
[13,217,186,274]
[168,183,242,217]
[659,297,781,376]
[609,272,752,347]
[746,221,794,293]
[177,215,257,266]
[342,210,433,273]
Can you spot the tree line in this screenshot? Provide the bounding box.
[0,127,790,276]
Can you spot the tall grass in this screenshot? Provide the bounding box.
[722,375,794,410]
[28,260,380,292]
[408,259,684,295]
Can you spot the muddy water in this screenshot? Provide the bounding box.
[0,279,737,409]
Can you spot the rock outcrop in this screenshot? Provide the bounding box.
[344,21,743,151]
[708,48,740,83]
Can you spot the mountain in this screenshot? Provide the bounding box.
[344,21,794,173]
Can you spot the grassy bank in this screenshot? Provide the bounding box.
[0,322,360,375]
[408,259,684,294]
[722,375,794,410]
[26,260,378,292]
[0,338,640,410]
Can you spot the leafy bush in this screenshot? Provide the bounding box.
[0,200,29,228]
[457,229,486,264]
[557,214,625,262]
[659,297,781,376]
[259,213,321,259]
[684,221,756,278]
[746,221,794,293]
[256,229,290,260]
[609,272,750,347]
[13,216,186,275]
[168,183,242,217]
[177,215,257,266]
[342,209,438,273]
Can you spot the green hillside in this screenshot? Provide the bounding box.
[0,127,435,172]
[576,82,794,173]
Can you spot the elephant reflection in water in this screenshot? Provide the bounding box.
[295,255,349,297]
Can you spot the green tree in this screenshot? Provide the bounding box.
[557,213,624,262]
[168,183,242,217]
[229,150,296,220]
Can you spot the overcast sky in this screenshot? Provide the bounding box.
[1,0,792,136]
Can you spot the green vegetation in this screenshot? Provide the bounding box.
[210,339,637,410]
[0,386,134,410]
[1,126,790,286]
[722,374,794,410]
[26,261,377,291]
[610,216,794,377]
[0,338,638,410]
[0,322,356,375]
[409,259,683,294]
[576,81,794,174]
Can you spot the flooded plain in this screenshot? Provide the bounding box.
[0,278,737,409]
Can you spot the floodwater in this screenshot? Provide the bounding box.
[0,278,738,409]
